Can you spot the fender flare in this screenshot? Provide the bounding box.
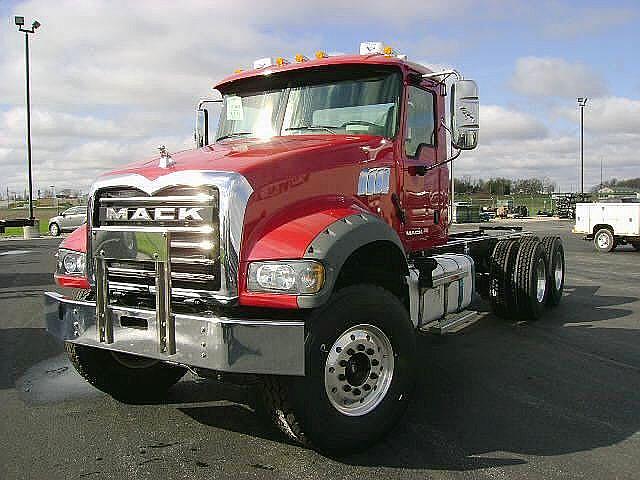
[299,212,407,308]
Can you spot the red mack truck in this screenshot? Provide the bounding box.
[45,42,566,454]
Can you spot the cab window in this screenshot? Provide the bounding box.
[405,86,435,157]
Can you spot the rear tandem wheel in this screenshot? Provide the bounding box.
[490,237,555,320]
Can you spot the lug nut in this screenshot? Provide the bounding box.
[335,346,342,353]
[352,388,361,396]
[347,348,355,356]
[363,384,371,391]
[357,344,365,351]
[370,372,378,380]
[339,360,347,367]
[328,367,334,373]
[371,359,379,366]
[343,385,351,392]
[366,348,374,355]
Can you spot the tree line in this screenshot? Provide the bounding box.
[592,178,640,192]
[454,176,558,195]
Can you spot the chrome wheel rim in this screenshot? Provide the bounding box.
[324,324,394,417]
[536,258,547,303]
[554,250,563,289]
[597,233,610,249]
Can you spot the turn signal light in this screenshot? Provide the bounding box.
[275,57,289,66]
[315,50,328,59]
[295,53,308,63]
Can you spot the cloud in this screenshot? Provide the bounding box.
[555,96,640,135]
[510,57,607,99]
[0,0,637,197]
[480,105,547,144]
[541,6,637,38]
[458,120,640,191]
[2,108,130,139]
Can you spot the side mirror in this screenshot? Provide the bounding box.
[450,79,479,150]
[195,109,209,147]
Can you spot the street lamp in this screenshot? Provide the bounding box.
[50,184,58,215]
[577,97,588,196]
[15,16,41,221]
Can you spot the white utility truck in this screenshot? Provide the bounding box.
[574,202,640,252]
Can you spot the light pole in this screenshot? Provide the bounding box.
[577,97,588,196]
[15,16,41,221]
[50,184,58,215]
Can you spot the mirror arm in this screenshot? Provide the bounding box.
[422,69,463,87]
[423,146,461,173]
[195,98,221,147]
[197,98,223,110]
[423,120,461,173]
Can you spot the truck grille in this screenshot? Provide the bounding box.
[93,186,221,308]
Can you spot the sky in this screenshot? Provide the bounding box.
[1,0,639,195]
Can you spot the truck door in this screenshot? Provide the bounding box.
[402,84,443,249]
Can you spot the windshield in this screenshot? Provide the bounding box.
[216,69,401,141]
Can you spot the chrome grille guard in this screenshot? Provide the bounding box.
[87,171,253,304]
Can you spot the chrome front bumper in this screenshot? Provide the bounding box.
[44,291,305,375]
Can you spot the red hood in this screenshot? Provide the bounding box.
[101,134,399,297]
[105,135,384,188]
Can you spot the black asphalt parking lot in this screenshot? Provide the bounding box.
[1,219,639,480]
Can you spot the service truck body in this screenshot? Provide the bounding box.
[574,202,640,252]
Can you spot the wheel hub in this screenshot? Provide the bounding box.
[536,257,547,303]
[324,324,394,417]
[597,233,610,249]
[345,352,371,387]
[554,250,563,289]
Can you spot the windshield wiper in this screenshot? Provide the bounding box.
[216,132,254,141]
[285,125,337,135]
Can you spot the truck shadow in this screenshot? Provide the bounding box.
[6,282,639,472]
[177,283,640,470]
[341,283,640,470]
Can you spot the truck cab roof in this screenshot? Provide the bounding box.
[214,54,434,91]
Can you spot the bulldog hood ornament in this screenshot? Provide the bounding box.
[158,145,175,169]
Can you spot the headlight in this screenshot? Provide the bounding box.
[247,260,325,294]
[57,249,86,275]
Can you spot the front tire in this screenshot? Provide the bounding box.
[261,285,416,454]
[49,223,60,236]
[66,290,186,401]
